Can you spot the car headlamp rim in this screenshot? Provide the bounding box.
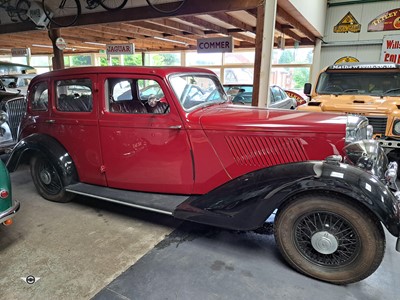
[393,120,400,135]
[0,110,8,124]
[345,115,370,143]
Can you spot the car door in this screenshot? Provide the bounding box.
[98,74,194,194]
[269,86,285,109]
[49,74,107,186]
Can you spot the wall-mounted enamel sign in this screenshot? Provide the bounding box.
[333,12,361,33]
[368,8,400,32]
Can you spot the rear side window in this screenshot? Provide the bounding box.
[107,78,169,114]
[30,81,49,111]
[55,79,93,112]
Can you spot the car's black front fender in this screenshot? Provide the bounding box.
[6,133,78,186]
[175,161,400,238]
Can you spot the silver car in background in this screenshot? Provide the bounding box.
[224,84,298,109]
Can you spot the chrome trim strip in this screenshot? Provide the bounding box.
[0,200,20,223]
[65,189,173,216]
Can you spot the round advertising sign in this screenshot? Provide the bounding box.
[334,56,359,64]
[56,37,67,51]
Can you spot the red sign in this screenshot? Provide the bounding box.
[368,8,400,32]
[285,90,306,106]
[381,35,400,63]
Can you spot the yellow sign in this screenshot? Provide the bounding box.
[334,56,359,64]
[334,12,361,33]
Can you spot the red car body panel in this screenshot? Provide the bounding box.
[19,66,347,195]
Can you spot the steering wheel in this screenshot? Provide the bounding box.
[233,96,246,105]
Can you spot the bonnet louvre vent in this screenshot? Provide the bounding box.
[225,136,308,167]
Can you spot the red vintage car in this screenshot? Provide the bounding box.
[7,66,400,284]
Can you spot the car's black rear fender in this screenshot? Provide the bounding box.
[6,133,78,186]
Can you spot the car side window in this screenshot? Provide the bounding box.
[30,81,49,111]
[107,78,169,114]
[271,87,282,103]
[55,79,93,112]
[138,79,169,114]
[280,89,288,100]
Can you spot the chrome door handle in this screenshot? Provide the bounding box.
[45,119,56,123]
[169,125,182,129]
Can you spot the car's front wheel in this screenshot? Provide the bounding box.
[30,155,74,203]
[274,193,385,284]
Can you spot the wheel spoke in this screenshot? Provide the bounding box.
[294,211,360,267]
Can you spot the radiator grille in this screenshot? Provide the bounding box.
[366,116,387,134]
[5,97,27,140]
[225,136,308,167]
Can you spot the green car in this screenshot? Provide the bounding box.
[0,159,19,226]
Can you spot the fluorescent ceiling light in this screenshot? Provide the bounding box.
[154,36,188,45]
[32,44,53,48]
[84,41,107,46]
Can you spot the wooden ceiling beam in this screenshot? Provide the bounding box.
[177,16,230,34]
[230,32,256,44]
[150,19,205,36]
[210,12,256,33]
[276,6,315,42]
[131,21,184,36]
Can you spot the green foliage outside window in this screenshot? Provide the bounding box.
[124,54,142,66]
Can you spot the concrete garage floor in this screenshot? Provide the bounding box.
[0,167,180,299]
[1,167,400,299]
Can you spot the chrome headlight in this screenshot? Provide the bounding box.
[393,120,400,135]
[344,139,388,178]
[346,115,372,143]
[0,110,8,124]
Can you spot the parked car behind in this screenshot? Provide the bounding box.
[0,159,19,227]
[224,84,298,109]
[7,66,400,285]
[0,80,27,153]
[298,62,400,168]
[0,73,36,95]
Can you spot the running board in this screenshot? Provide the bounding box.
[65,183,190,215]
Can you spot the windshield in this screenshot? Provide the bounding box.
[316,71,400,96]
[169,74,227,110]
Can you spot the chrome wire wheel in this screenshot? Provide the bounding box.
[274,193,385,284]
[294,211,360,267]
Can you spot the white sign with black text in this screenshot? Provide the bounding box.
[11,48,29,57]
[197,37,233,53]
[106,43,135,55]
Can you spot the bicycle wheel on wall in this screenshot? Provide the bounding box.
[42,0,81,27]
[16,0,31,22]
[100,0,128,11]
[146,0,186,14]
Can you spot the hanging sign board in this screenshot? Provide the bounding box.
[197,37,233,53]
[381,35,400,63]
[56,37,67,51]
[106,43,135,55]
[11,48,29,57]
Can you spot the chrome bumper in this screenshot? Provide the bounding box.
[0,200,20,223]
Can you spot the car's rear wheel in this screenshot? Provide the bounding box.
[30,155,74,203]
[274,193,385,284]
